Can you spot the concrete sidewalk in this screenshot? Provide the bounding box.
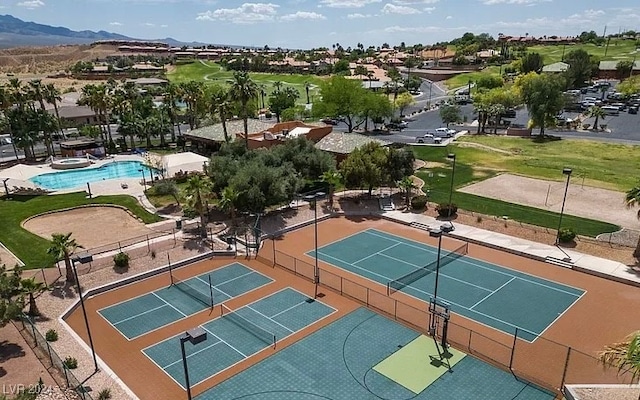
[383,210,640,288]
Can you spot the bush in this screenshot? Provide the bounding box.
[410,195,428,210]
[113,252,130,269]
[557,227,577,243]
[97,389,112,400]
[264,111,273,119]
[435,203,458,218]
[63,357,78,369]
[45,329,58,342]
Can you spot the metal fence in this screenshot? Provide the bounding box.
[16,314,93,400]
[257,236,638,395]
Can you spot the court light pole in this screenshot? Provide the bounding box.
[304,191,325,299]
[555,168,573,245]
[71,254,98,373]
[446,153,457,222]
[428,229,444,335]
[180,327,207,400]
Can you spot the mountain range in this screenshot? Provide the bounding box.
[0,14,204,48]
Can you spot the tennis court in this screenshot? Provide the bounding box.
[143,288,335,389]
[98,262,273,340]
[310,229,585,341]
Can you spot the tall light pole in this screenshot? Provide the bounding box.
[305,191,325,299]
[71,254,98,373]
[446,153,457,221]
[555,168,573,245]
[180,327,207,400]
[428,228,443,335]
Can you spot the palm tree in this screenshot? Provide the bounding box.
[304,81,311,104]
[230,71,258,149]
[599,331,640,399]
[43,83,63,140]
[219,186,241,226]
[625,184,640,258]
[587,106,606,130]
[164,83,183,141]
[209,87,232,143]
[184,175,213,237]
[180,81,204,130]
[398,176,417,210]
[0,85,20,161]
[46,233,83,284]
[20,277,46,316]
[320,170,342,210]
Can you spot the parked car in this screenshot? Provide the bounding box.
[321,117,338,125]
[416,134,441,144]
[501,108,517,119]
[386,121,409,130]
[629,106,639,115]
[433,127,456,138]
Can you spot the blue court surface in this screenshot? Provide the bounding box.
[143,288,335,389]
[310,229,585,341]
[195,308,555,400]
[98,262,273,340]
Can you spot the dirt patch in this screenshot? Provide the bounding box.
[456,141,513,154]
[0,323,56,390]
[459,174,638,229]
[22,207,155,249]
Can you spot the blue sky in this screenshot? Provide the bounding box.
[4,1,639,48]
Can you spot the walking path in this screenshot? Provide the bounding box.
[380,209,640,287]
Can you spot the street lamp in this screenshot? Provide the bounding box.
[428,228,443,335]
[446,153,457,222]
[428,80,433,109]
[304,191,325,299]
[71,253,98,373]
[180,327,207,400]
[555,168,573,245]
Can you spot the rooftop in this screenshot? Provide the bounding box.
[185,119,275,142]
[315,132,391,154]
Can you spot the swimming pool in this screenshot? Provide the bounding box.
[30,161,155,190]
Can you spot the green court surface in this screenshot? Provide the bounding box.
[98,262,273,340]
[310,229,585,341]
[373,335,466,394]
[195,308,555,399]
[143,288,335,389]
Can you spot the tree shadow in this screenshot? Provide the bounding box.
[0,340,26,363]
[48,280,77,300]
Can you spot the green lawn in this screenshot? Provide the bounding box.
[167,61,326,105]
[443,66,502,90]
[529,39,639,64]
[412,141,626,237]
[0,193,162,269]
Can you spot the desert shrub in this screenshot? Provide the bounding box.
[45,329,58,342]
[97,389,111,400]
[113,252,130,269]
[265,111,273,119]
[63,357,78,369]
[557,227,577,243]
[410,195,428,210]
[435,203,458,217]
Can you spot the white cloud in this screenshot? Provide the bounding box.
[160,24,168,28]
[423,6,435,12]
[197,3,280,23]
[16,0,44,9]
[445,15,452,19]
[393,0,438,4]
[384,25,441,33]
[381,3,421,14]
[281,11,326,21]
[109,22,123,26]
[320,0,381,8]
[482,0,550,4]
[347,13,370,18]
[143,22,155,27]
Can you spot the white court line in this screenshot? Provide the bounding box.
[317,250,544,336]
[533,289,588,342]
[469,277,516,310]
[112,304,168,326]
[350,242,403,265]
[152,292,187,317]
[374,252,492,293]
[246,305,294,333]
[364,228,582,297]
[161,337,225,369]
[201,326,248,358]
[270,300,306,319]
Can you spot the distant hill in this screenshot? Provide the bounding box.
[0,15,207,48]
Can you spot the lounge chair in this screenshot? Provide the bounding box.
[121,183,129,189]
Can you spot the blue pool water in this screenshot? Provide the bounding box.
[30,161,154,190]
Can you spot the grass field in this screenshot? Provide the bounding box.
[529,39,639,64]
[0,193,162,268]
[167,61,326,105]
[412,139,630,236]
[444,66,502,90]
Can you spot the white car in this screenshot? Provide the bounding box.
[416,134,441,144]
[433,127,457,138]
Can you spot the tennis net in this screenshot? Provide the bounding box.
[171,273,213,309]
[387,242,469,294]
[221,304,276,348]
